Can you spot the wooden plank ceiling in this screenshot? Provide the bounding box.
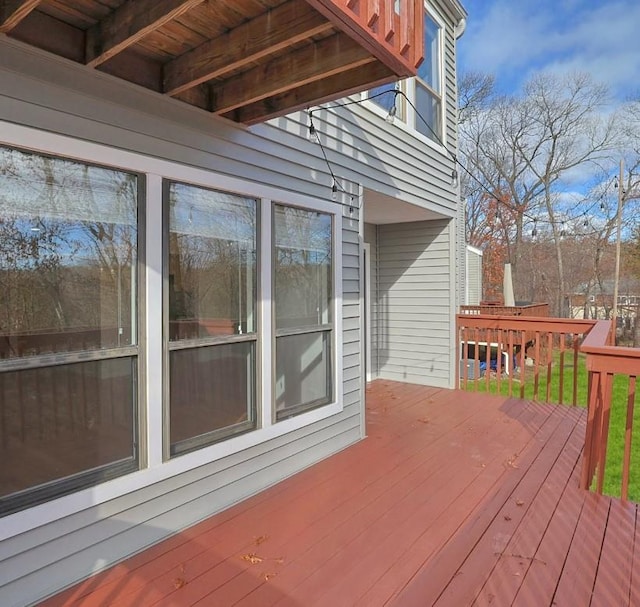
[0,0,409,124]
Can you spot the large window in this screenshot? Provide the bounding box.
[415,11,443,142]
[166,182,258,456]
[0,146,140,515]
[274,205,333,420]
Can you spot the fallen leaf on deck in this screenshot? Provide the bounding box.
[242,553,264,564]
[275,557,285,565]
[173,578,186,589]
[504,515,512,521]
[417,418,430,424]
[516,500,525,506]
[254,535,269,545]
[263,572,277,581]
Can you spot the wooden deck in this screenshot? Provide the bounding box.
[41,380,640,606]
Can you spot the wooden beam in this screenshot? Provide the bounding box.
[305,0,416,76]
[0,0,41,33]
[164,0,333,97]
[86,0,204,68]
[227,61,394,125]
[211,32,374,115]
[174,84,211,111]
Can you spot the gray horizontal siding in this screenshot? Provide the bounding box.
[376,220,454,388]
[0,38,365,607]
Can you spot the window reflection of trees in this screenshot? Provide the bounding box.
[0,147,139,513]
[0,147,137,358]
[168,184,256,339]
[274,206,332,330]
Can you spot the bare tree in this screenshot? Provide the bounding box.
[460,72,617,312]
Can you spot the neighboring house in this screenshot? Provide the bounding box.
[567,279,640,323]
[0,0,466,604]
[465,244,483,305]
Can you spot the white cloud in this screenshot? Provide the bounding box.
[460,0,640,99]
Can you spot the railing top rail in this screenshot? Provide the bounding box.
[456,314,596,334]
[579,320,640,375]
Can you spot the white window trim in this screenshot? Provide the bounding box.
[0,121,344,541]
[363,4,447,154]
[409,4,447,149]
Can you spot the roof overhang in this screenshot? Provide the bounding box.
[0,0,426,125]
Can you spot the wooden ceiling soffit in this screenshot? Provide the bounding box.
[0,0,42,33]
[164,0,334,97]
[227,61,395,125]
[85,0,206,68]
[211,32,374,115]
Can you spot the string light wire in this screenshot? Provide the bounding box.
[307,89,621,233]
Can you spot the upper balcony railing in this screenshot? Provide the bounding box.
[307,0,425,76]
[456,313,640,502]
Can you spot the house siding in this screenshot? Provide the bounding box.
[0,0,463,598]
[376,220,455,388]
[0,39,365,607]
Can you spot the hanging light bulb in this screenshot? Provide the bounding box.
[451,168,459,187]
[600,201,605,211]
[331,182,338,200]
[560,221,566,238]
[385,104,397,124]
[308,111,318,142]
[531,219,538,238]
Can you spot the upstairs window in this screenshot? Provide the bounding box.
[415,11,443,142]
[365,6,445,146]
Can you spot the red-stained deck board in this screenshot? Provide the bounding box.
[393,403,578,606]
[552,491,611,604]
[39,380,639,607]
[264,400,548,607]
[218,393,534,606]
[590,498,637,607]
[471,407,585,606]
[511,445,589,607]
[309,401,553,607]
[44,382,437,606]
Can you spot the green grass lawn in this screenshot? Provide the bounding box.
[463,352,640,501]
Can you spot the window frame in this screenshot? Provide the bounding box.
[364,3,447,150]
[271,203,335,421]
[409,5,446,145]
[162,179,260,458]
[0,145,146,517]
[0,121,344,537]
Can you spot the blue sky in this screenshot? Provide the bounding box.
[458,0,640,101]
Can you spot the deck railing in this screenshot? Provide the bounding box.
[307,0,425,75]
[456,314,595,405]
[580,320,640,500]
[456,313,640,501]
